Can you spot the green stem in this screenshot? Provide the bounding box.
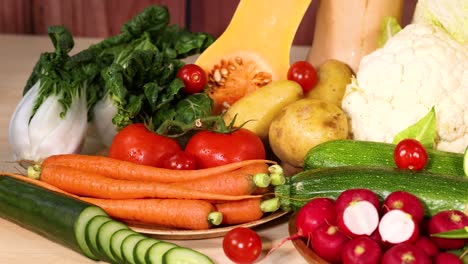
[260,198,280,213]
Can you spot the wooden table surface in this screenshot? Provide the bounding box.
[0,34,310,264]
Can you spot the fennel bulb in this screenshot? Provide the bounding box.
[92,95,118,147]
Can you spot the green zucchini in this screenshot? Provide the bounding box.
[274,166,468,215]
[0,175,107,260]
[303,139,465,176]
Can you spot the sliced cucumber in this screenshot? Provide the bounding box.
[110,228,139,263]
[134,238,160,264]
[97,220,129,262]
[85,215,112,258]
[74,206,109,260]
[146,241,178,264]
[464,146,468,176]
[121,233,146,264]
[162,247,215,264]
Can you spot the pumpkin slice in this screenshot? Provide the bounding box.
[195,0,311,114]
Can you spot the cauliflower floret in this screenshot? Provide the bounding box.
[342,23,468,153]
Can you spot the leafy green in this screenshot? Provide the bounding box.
[392,107,437,148]
[377,16,402,47]
[431,226,468,239]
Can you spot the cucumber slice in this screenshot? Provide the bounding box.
[121,233,146,264]
[74,206,109,260]
[134,238,160,264]
[464,146,468,176]
[110,228,138,263]
[97,220,129,262]
[162,247,215,264]
[146,241,178,264]
[85,215,112,258]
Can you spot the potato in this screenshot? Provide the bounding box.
[269,98,349,167]
[306,59,353,106]
[223,80,303,141]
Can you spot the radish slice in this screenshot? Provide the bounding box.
[379,209,418,244]
[342,200,379,236]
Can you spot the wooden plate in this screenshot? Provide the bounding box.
[126,211,289,240]
[288,213,329,264]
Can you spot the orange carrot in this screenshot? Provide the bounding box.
[40,165,259,201]
[215,198,264,225]
[171,163,269,195]
[42,154,274,183]
[81,197,218,230]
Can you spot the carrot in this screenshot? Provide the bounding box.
[215,198,264,225]
[81,197,219,230]
[170,163,269,195]
[42,154,274,183]
[40,165,259,201]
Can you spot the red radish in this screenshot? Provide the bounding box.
[311,223,350,264]
[382,244,431,264]
[413,236,439,257]
[379,209,419,244]
[428,210,468,250]
[294,197,337,240]
[335,188,381,214]
[342,236,382,264]
[434,252,463,264]
[383,191,425,224]
[337,200,380,237]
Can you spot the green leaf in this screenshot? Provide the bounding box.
[377,16,402,48]
[392,107,437,148]
[431,226,468,239]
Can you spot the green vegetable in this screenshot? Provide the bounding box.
[378,16,402,47]
[303,139,465,177]
[274,166,468,215]
[464,146,468,176]
[431,226,468,239]
[392,106,437,148]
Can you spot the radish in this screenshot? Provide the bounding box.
[337,200,380,237]
[413,236,439,257]
[335,188,381,214]
[383,191,425,224]
[382,244,431,264]
[311,223,350,263]
[434,252,463,264]
[342,236,382,264]
[379,209,419,244]
[294,197,337,239]
[428,210,468,250]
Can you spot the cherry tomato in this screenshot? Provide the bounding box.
[177,64,208,94]
[109,123,181,167]
[160,150,197,170]
[287,61,318,93]
[223,227,262,264]
[184,128,266,169]
[394,138,428,170]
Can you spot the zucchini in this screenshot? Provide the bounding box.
[162,247,215,264]
[274,166,468,215]
[303,139,465,176]
[0,175,107,260]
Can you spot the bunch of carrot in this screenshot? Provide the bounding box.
[24,154,278,230]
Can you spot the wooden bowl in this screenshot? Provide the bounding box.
[288,213,329,264]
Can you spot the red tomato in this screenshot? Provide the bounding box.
[160,150,197,170]
[184,128,266,169]
[109,123,181,167]
[394,138,428,170]
[223,227,262,264]
[287,60,318,93]
[177,64,208,94]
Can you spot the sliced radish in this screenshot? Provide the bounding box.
[382,244,431,264]
[342,236,382,264]
[338,200,380,237]
[379,209,419,244]
[428,210,468,250]
[383,191,425,224]
[311,223,350,264]
[434,252,463,264]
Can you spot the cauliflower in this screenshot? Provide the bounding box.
[342,22,468,153]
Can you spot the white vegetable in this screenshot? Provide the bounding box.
[342,1,468,153]
[92,95,118,147]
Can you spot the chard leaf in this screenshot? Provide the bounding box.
[392,107,437,148]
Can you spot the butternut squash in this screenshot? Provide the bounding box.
[195,0,311,114]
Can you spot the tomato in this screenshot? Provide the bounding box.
[160,150,197,170]
[177,64,208,94]
[184,128,266,169]
[109,123,181,167]
[394,138,428,170]
[223,227,262,264]
[287,60,318,93]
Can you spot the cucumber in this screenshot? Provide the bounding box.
[85,215,112,258]
[110,228,139,263]
[146,241,178,264]
[162,247,215,264]
[0,175,107,260]
[97,220,129,262]
[274,166,468,215]
[303,139,465,176]
[121,233,146,264]
[464,146,468,176]
[134,238,160,264]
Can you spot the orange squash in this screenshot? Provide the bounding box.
[195,0,311,114]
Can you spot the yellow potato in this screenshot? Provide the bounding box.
[269,98,349,167]
[223,80,303,141]
[306,59,353,106]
